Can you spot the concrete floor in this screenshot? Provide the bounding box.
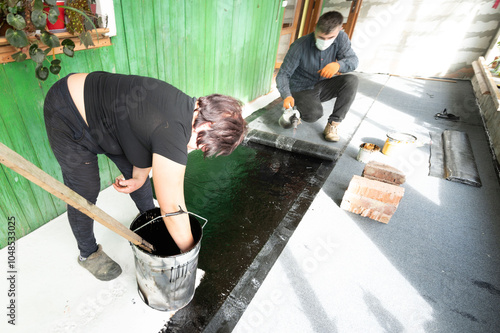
[231,74,500,333]
[1,73,500,332]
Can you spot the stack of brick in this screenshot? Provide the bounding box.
[340,161,405,223]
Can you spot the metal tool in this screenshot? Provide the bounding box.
[279,106,301,130]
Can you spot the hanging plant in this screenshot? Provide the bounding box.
[1,0,102,81]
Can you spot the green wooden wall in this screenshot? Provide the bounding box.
[0,0,283,248]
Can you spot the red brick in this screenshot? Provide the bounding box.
[340,192,397,223]
[347,175,404,206]
[340,175,405,223]
[362,161,406,185]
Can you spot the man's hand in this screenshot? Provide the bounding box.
[283,96,295,109]
[318,62,340,79]
[113,177,145,194]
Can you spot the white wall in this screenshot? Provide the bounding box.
[322,0,500,78]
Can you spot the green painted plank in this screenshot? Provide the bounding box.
[230,0,248,99]
[185,0,205,97]
[1,63,60,223]
[110,0,131,74]
[0,167,30,248]
[141,0,158,78]
[214,0,233,94]
[153,0,166,82]
[161,1,175,83]
[254,0,277,98]
[203,0,217,96]
[166,1,178,87]
[0,67,43,233]
[122,0,145,75]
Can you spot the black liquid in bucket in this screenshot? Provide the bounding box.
[129,208,204,311]
[131,208,203,257]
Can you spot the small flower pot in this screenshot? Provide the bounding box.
[44,1,66,32]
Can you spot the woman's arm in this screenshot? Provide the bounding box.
[113,166,152,194]
[152,153,194,252]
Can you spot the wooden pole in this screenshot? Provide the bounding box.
[0,142,154,253]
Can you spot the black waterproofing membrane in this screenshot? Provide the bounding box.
[443,130,482,187]
[244,128,340,161]
[162,142,333,332]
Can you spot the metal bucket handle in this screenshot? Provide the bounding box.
[132,206,208,233]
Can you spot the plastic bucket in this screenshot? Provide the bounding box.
[129,208,203,311]
[382,132,417,156]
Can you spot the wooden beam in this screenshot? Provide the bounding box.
[344,0,363,39]
[0,141,155,253]
[471,60,490,95]
[478,56,500,112]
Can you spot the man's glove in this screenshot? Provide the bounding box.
[283,96,295,109]
[318,62,340,79]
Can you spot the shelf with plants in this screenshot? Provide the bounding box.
[0,0,109,80]
[0,27,110,63]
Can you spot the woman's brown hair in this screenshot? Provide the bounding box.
[194,94,248,158]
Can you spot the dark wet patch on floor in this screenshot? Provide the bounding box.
[451,309,479,323]
[472,280,500,296]
[163,142,334,332]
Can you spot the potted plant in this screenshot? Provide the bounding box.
[1,0,103,80]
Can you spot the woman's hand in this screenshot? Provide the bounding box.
[113,166,151,194]
[113,177,145,194]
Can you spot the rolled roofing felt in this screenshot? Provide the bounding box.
[244,129,339,161]
[442,130,482,187]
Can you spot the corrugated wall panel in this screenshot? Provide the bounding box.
[0,0,283,248]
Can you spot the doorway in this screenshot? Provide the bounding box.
[275,0,306,69]
[274,0,363,72]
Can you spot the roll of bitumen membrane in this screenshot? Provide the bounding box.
[442,130,482,187]
[244,129,339,161]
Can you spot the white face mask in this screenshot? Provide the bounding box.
[316,37,335,51]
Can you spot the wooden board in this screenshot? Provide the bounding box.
[0,141,154,253]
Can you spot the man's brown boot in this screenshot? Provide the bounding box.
[324,121,340,142]
[78,244,122,281]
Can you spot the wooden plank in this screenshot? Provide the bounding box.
[2,62,63,221]
[142,0,158,78]
[174,1,187,91]
[161,0,174,83]
[119,2,141,75]
[203,0,217,95]
[153,0,166,82]
[0,65,51,228]
[108,0,131,74]
[215,0,233,94]
[478,56,500,111]
[229,0,245,98]
[246,1,260,100]
[255,0,278,99]
[185,0,206,96]
[0,29,111,64]
[472,60,490,95]
[0,166,30,248]
[167,3,180,88]
[0,141,154,253]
